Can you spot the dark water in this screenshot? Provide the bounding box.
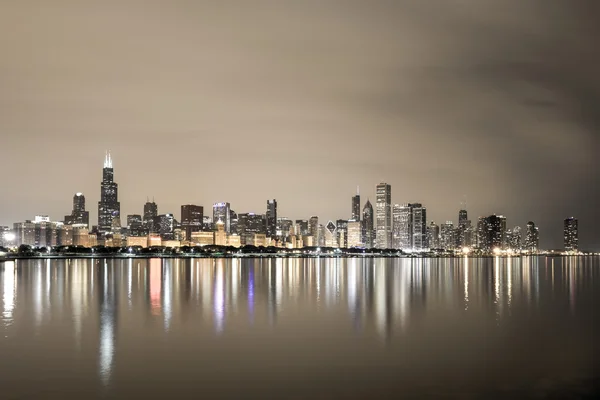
[0,257,598,399]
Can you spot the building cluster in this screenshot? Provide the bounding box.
[0,153,581,254]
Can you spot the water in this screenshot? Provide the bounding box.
[0,257,598,399]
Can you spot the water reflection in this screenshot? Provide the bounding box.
[0,257,598,397]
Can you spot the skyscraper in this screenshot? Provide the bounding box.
[127,214,143,237]
[352,188,361,221]
[309,216,319,244]
[266,199,277,238]
[427,222,440,249]
[440,222,455,250]
[564,217,578,252]
[238,213,266,245]
[181,205,203,241]
[524,221,539,252]
[375,182,392,249]
[213,203,231,234]
[143,199,158,233]
[362,200,374,248]
[392,204,411,250]
[347,220,362,248]
[411,203,427,251]
[457,208,471,248]
[97,152,120,236]
[65,192,89,227]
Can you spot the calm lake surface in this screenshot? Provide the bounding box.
[1,257,598,399]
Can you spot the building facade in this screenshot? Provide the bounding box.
[97,152,120,236]
[375,183,391,248]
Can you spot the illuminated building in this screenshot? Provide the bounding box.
[375,182,392,248]
[324,221,338,247]
[213,202,231,234]
[64,193,90,228]
[162,240,180,248]
[143,199,158,233]
[564,217,578,251]
[13,221,35,246]
[252,233,267,247]
[302,235,314,247]
[97,152,120,236]
[155,214,175,241]
[127,214,143,236]
[457,209,471,248]
[295,220,309,236]
[524,221,539,252]
[126,236,147,247]
[58,224,73,246]
[440,221,455,250]
[227,234,241,248]
[507,226,522,251]
[230,210,238,235]
[190,231,213,246]
[347,220,362,248]
[277,217,293,240]
[476,215,506,252]
[147,235,162,247]
[266,199,277,239]
[393,204,411,250]
[352,188,361,221]
[427,222,440,249]
[214,219,227,246]
[362,200,374,248]
[73,226,91,247]
[393,203,427,251]
[309,216,319,244]
[202,216,213,231]
[238,213,266,245]
[180,204,203,240]
[336,220,348,248]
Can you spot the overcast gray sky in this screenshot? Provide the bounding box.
[1,0,598,249]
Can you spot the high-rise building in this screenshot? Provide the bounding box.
[352,188,361,221]
[97,152,120,236]
[277,217,293,239]
[347,220,362,248]
[64,193,90,227]
[457,209,471,248]
[127,214,143,237]
[362,200,374,248]
[564,217,578,252]
[266,199,277,238]
[309,216,319,244]
[427,222,440,249]
[392,204,412,250]
[336,219,348,248]
[213,203,231,234]
[476,215,507,252]
[238,213,266,245]
[440,222,455,250]
[507,226,522,251]
[230,210,238,235]
[411,203,427,251]
[143,199,158,233]
[325,221,337,247]
[155,214,175,241]
[375,182,392,249]
[181,204,203,240]
[295,220,309,236]
[524,221,539,252]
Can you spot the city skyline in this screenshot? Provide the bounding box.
[0,153,586,251]
[1,2,598,250]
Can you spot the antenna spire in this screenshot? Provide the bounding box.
[357,185,360,196]
[104,150,113,168]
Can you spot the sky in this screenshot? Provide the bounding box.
[0,0,599,250]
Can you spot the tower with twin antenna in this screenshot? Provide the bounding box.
[98,151,121,236]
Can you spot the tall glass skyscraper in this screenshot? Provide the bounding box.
[266,199,277,238]
[97,152,120,236]
[564,217,578,251]
[362,200,374,248]
[351,188,361,221]
[213,202,231,234]
[375,182,391,249]
[65,192,89,227]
